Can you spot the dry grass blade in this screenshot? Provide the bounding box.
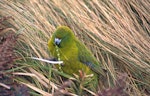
[0,83,11,89]
[21,82,52,96]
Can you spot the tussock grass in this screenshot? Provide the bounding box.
[0,0,149,95]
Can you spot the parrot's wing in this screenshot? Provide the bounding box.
[75,40,105,76]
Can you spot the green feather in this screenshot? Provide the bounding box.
[75,40,105,76]
[48,26,105,92]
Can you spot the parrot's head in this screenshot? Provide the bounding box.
[49,26,75,48]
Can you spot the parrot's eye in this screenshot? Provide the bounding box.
[54,38,61,46]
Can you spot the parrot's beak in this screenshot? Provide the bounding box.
[54,38,61,46]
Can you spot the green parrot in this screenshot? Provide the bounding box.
[48,26,105,91]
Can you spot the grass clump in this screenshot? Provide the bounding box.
[0,0,149,95]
